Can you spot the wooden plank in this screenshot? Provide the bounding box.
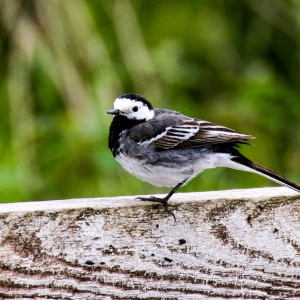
[0,187,300,299]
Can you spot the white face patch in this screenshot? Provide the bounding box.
[114,97,154,121]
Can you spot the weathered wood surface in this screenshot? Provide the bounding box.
[0,187,300,299]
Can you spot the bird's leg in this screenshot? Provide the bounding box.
[136,181,186,220]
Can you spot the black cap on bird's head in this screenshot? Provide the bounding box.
[118,93,153,110]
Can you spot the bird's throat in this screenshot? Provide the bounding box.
[108,115,145,157]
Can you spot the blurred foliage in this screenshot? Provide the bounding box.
[0,0,300,203]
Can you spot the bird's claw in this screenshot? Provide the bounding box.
[136,196,162,203]
[135,196,176,222]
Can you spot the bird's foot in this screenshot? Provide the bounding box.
[135,196,176,222]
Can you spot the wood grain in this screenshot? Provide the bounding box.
[0,187,300,299]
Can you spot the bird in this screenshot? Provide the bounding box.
[107,93,300,217]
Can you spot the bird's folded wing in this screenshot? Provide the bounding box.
[148,120,253,150]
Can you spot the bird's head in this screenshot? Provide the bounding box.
[107,93,155,121]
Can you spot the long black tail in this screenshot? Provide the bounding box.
[232,155,300,193]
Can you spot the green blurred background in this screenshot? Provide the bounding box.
[1,0,300,203]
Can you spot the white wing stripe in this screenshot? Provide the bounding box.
[138,125,199,145]
[201,131,251,137]
[138,120,252,148]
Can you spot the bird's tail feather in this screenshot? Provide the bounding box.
[232,156,300,193]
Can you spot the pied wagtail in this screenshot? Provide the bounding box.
[108,93,300,216]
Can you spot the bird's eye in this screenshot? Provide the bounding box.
[132,106,139,112]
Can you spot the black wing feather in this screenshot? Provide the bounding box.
[128,110,253,150]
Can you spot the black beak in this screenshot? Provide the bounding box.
[107,109,120,115]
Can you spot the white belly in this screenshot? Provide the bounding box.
[116,152,252,188]
[116,153,190,187]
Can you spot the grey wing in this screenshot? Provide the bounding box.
[141,119,254,150]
